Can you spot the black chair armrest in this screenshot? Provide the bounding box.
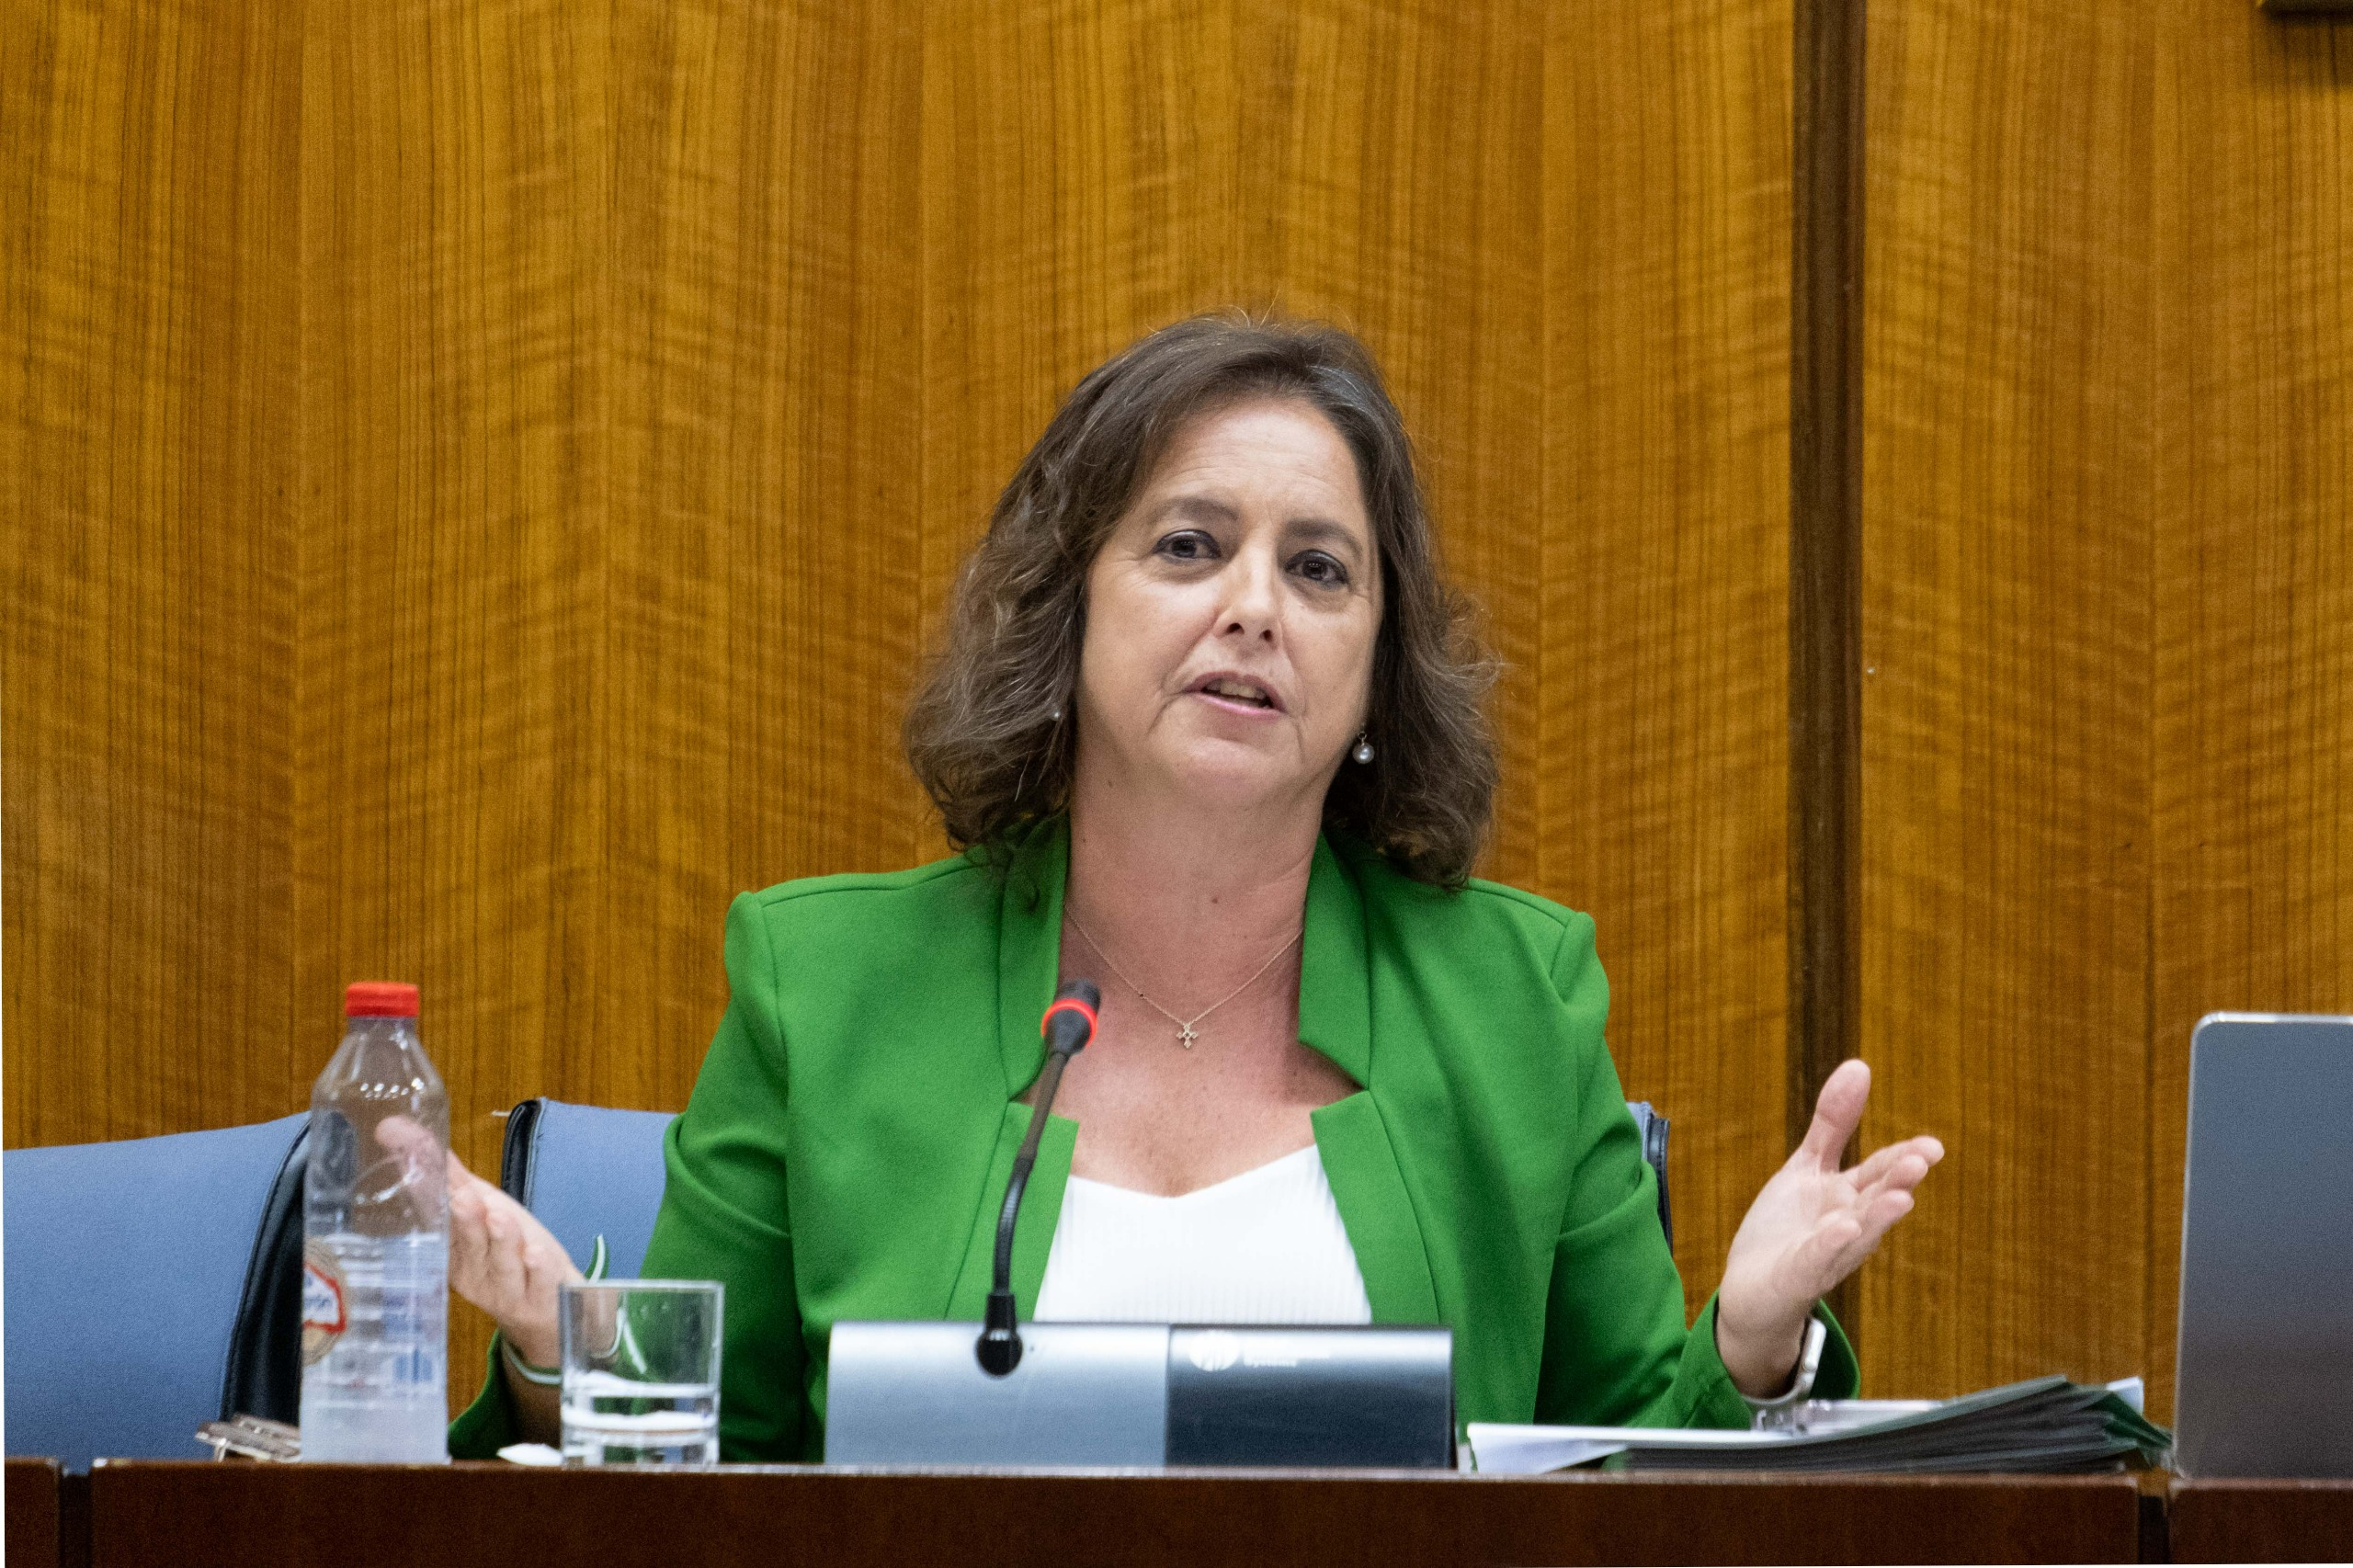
[222,1124,309,1425]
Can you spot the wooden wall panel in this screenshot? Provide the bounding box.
[295,0,621,1404]
[296,0,616,1187]
[1541,1,1796,1313]
[1858,0,2156,1398]
[917,0,1544,888]
[1856,0,2352,1419]
[2,0,301,1147]
[296,0,922,1409]
[596,0,925,1116]
[2149,0,2353,1417]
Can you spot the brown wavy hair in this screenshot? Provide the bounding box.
[903,313,1498,887]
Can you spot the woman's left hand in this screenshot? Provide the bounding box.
[1714,1059,1942,1396]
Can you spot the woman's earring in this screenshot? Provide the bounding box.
[1048,704,1063,724]
[1352,733,1374,765]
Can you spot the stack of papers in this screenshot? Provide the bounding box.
[1468,1376,2171,1475]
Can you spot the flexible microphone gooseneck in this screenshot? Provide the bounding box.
[977,978,1100,1376]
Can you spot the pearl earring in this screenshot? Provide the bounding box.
[1352,733,1374,765]
[1048,705,1063,723]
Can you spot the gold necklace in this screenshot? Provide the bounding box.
[1063,907,1302,1050]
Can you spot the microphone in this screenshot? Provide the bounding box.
[977,978,1099,1376]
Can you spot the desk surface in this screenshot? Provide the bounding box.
[79,1461,2142,1567]
[13,1460,2345,1565]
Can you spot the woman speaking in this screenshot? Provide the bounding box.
[441,314,1942,1459]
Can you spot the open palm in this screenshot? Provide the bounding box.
[1715,1060,1942,1393]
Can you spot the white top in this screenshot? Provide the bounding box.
[1032,1143,1374,1324]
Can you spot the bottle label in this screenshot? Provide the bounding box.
[301,1243,348,1365]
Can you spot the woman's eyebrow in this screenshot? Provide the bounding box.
[1145,494,1241,528]
[1287,517,1367,562]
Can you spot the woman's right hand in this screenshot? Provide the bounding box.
[446,1148,583,1369]
[377,1117,582,1368]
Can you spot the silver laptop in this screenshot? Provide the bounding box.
[2175,1012,2353,1478]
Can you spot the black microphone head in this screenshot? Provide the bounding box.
[1040,979,1100,1056]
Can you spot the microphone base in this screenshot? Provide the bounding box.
[828,1321,1456,1470]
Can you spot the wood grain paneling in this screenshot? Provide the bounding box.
[1855,0,2352,1418]
[2149,0,2353,1417]
[2,0,301,1148]
[919,0,1545,886]
[597,0,926,1119]
[1857,0,2156,1398]
[296,0,617,1195]
[296,0,924,1409]
[1542,0,1795,1312]
[295,0,624,1403]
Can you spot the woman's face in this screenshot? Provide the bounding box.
[1075,396,1382,820]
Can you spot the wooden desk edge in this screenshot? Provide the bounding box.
[4,1458,66,1568]
[78,1461,2147,1567]
[2166,1476,2353,1564]
[94,1456,2152,1485]
[17,1459,2345,1564]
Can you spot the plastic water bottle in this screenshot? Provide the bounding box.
[300,982,450,1462]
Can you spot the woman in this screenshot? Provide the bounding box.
[442,315,1941,1459]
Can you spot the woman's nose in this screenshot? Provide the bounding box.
[1218,547,1282,641]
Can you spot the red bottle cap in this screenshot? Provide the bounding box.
[344,982,420,1017]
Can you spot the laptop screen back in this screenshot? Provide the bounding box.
[2175,1013,2353,1479]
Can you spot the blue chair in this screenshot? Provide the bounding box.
[498,1099,676,1278]
[1626,1100,1673,1250]
[4,1114,307,1470]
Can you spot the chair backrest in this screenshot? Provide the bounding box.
[498,1099,676,1278]
[3,1114,307,1471]
[1624,1100,1673,1251]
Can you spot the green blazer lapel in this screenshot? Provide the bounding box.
[945,818,1076,1319]
[1298,835,1370,1086]
[1314,1093,1440,1324]
[1300,841,1438,1324]
[961,824,1419,1323]
[996,818,1070,1096]
[945,1101,1079,1319]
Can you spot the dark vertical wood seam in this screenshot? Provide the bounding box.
[1790,0,1866,1333]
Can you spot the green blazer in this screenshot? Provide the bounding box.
[453,819,1855,1460]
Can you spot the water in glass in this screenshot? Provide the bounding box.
[560,1278,722,1466]
[561,1369,719,1464]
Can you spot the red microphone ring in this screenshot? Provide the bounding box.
[1040,998,1098,1038]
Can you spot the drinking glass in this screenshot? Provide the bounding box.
[559,1279,722,1466]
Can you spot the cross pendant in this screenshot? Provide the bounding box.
[1176,1022,1198,1050]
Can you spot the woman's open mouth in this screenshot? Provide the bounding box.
[1188,674,1282,713]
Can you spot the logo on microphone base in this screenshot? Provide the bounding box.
[1187,1329,1244,1373]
